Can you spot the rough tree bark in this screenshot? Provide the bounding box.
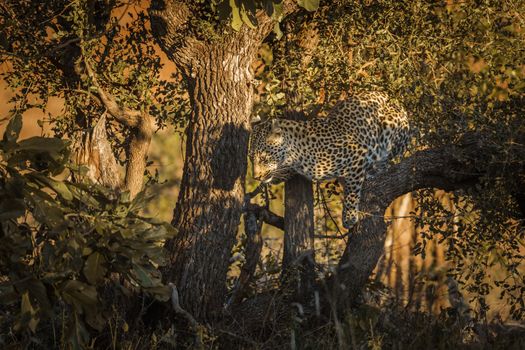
[149,0,296,319]
[330,132,525,307]
[76,114,121,189]
[282,111,315,301]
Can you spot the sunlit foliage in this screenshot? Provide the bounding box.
[256,0,525,320]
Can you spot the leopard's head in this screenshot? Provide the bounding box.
[249,117,289,183]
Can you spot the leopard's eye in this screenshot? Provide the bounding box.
[259,154,271,163]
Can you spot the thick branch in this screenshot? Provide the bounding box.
[245,202,284,230]
[281,111,316,301]
[149,0,201,70]
[83,58,153,198]
[331,132,525,306]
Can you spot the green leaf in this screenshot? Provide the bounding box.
[83,252,107,285]
[27,173,74,201]
[240,1,258,28]
[263,0,274,16]
[27,193,66,229]
[230,0,243,31]
[145,285,171,301]
[16,137,66,155]
[297,0,320,12]
[131,263,161,288]
[18,279,52,315]
[67,184,101,208]
[2,113,22,144]
[241,7,257,29]
[60,280,98,313]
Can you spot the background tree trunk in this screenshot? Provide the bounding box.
[282,111,315,301]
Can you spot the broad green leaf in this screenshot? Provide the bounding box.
[16,136,66,155]
[19,279,52,315]
[67,184,101,208]
[68,163,90,176]
[241,7,257,29]
[60,280,98,314]
[2,113,22,144]
[297,0,320,12]
[83,252,107,285]
[27,173,74,201]
[230,0,243,31]
[142,223,176,241]
[30,194,66,228]
[82,247,93,256]
[263,0,274,16]
[27,193,65,229]
[240,1,257,28]
[145,285,171,301]
[131,263,161,288]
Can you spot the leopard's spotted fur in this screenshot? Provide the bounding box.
[249,91,411,228]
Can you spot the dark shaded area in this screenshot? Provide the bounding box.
[211,123,250,191]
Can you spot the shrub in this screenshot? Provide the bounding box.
[0,114,175,348]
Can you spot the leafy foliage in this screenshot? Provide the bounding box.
[0,0,189,159]
[1,0,524,348]
[254,0,525,320]
[187,0,319,35]
[0,115,175,348]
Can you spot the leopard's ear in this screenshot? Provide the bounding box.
[271,119,282,134]
[250,115,262,125]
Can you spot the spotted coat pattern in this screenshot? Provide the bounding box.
[249,91,411,229]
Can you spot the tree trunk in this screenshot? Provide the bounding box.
[282,111,315,301]
[282,174,316,300]
[149,0,297,320]
[163,45,254,320]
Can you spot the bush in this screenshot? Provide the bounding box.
[0,114,175,349]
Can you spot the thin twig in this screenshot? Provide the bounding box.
[168,283,204,348]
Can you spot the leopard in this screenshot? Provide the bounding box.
[248,91,411,229]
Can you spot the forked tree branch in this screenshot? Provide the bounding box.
[149,0,201,71]
[82,57,153,198]
[149,0,298,73]
[245,202,285,230]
